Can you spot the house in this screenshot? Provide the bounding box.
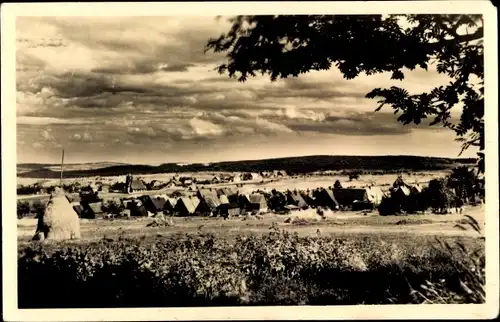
[230,175,241,183]
[392,185,411,198]
[410,184,423,194]
[130,179,147,192]
[333,188,371,209]
[73,204,85,217]
[131,205,149,217]
[66,194,81,204]
[197,189,220,202]
[216,187,235,197]
[121,209,131,217]
[314,188,340,210]
[218,203,241,217]
[211,176,221,184]
[248,194,268,213]
[275,170,288,177]
[195,196,220,216]
[365,187,385,206]
[237,193,252,209]
[393,176,410,189]
[173,196,200,216]
[141,195,167,214]
[286,191,308,209]
[219,194,230,205]
[81,201,104,219]
[99,184,110,193]
[164,198,178,213]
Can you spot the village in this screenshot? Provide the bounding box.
[17,165,485,224]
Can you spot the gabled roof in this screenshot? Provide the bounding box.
[410,185,423,193]
[131,179,147,190]
[178,197,200,214]
[365,187,385,204]
[333,188,369,206]
[249,193,267,205]
[87,202,104,213]
[394,186,411,196]
[151,197,167,211]
[73,204,84,216]
[165,198,178,208]
[219,194,230,205]
[393,176,410,189]
[287,191,308,207]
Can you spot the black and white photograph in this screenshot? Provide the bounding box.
[2,1,498,321]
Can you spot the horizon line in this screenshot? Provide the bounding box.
[17,153,478,167]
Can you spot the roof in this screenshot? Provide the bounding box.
[178,197,200,214]
[131,179,147,190]
[165,198,178,207]
[365,187,385,204]
[323,188,338,203]
[66,194,81,203]
[394,186,411,196]
[410,185,423,193]
[73,204,84,215]
[133,205,149,216]
[287,191,308,207]
[87,202,104,213]
[393,176,410,189]
[219,194,230,204]
[151,196,167,211]
[249,194,267,205]
[333,188,369,206]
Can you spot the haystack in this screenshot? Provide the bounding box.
[32,187,81,241]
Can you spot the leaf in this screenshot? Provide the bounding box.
[391,70,405,80]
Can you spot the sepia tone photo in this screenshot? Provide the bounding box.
[2,1,498,321]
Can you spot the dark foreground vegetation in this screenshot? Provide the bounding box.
[19,226,484,308]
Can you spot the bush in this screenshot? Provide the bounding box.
[378,196,400,216]
[18,228,484,308]
[17,201,31,219]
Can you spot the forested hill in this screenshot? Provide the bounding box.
[17,155,477,179]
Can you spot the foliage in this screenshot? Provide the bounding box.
[18,229,484,308]
[17,201,32,219]
[31,200,46,218]
[427,178,456,213]
[410,215,485,303]
[205,15,484,170]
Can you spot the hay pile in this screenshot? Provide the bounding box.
[32,188,81,241]
[146,213,175,227]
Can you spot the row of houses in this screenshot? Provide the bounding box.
[67,181,393,219]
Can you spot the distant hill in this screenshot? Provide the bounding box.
[17,155,477,179]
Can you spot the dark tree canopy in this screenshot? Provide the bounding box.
[205,14,484,171]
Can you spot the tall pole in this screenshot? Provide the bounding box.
[60,148,65,188]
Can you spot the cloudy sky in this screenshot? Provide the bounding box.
[16,16,475,165]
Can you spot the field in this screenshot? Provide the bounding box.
[17,205,485,244]
[16,170,486,307]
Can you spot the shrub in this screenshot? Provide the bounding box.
[17,201,31,219]
[18,229,484,308]
[378,195,400,216]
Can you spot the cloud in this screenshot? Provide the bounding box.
[15,16,469,163]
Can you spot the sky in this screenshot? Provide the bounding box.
[16,16,477,165]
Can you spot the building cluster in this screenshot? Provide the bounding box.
[65,180,389,219]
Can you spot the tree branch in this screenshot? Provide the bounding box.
[427,26,483,51]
